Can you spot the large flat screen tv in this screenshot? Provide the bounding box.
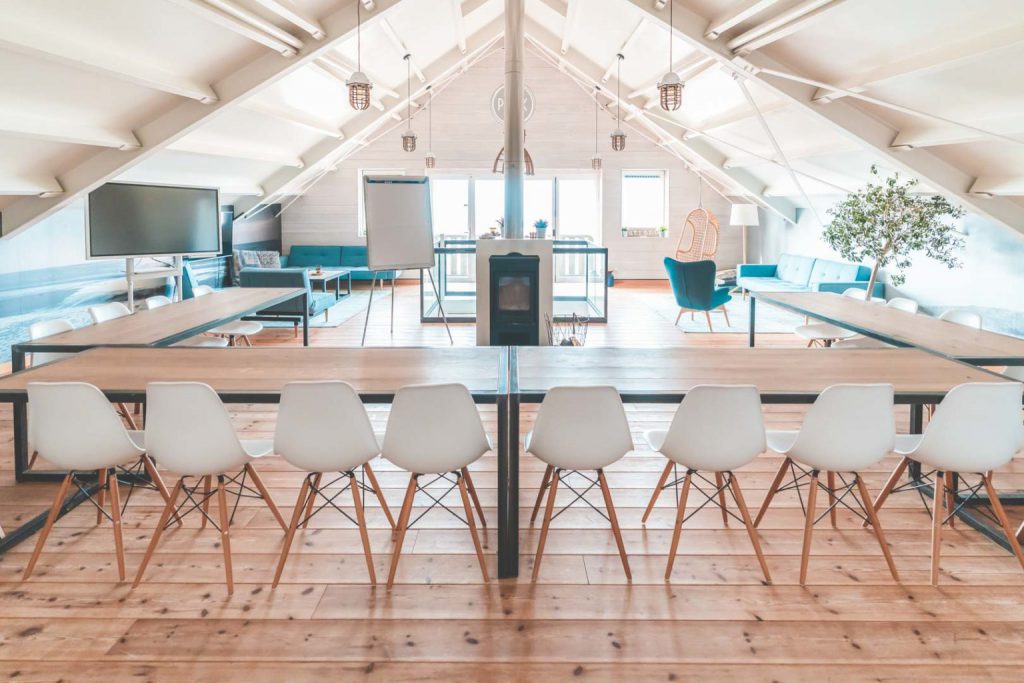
[87,182,221,259]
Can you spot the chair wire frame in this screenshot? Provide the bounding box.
[883,469,996,527]
[403,471,476,530]
[159,468,273,532]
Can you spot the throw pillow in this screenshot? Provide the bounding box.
[257,250,282,269]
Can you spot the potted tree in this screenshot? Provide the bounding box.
[823,166,965,296]
[534,218,549,239]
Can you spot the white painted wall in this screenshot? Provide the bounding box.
[280,49,739,279]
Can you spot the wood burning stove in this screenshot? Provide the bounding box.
[489,253,540,345]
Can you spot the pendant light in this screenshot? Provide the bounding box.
[657,0,683,111]
[424,85,435,168]
[345,1,372,111]
[591,87,602,170]
[401,54,417,153]
[610,54,626,152]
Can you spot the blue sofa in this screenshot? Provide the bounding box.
[281,245,396,283]
[737,254,884,298]
[238,268,336,321]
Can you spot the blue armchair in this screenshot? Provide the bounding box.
[664,257,733,332]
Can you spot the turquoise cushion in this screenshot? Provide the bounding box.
[737,277,810,292]
[287,246,343,268]
[339,246,369,268]
[809,259,860,285]
[775,254,814,286]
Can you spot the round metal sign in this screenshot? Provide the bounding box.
[490,84,535,123]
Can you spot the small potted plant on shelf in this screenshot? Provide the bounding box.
[534,219,549,239]
[659,225,668,238]
[621,226,629,238]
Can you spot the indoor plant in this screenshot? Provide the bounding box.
[659,225,668,238]
[534,218,548,239]
[823,165,965,296]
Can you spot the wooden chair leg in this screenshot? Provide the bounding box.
[133,478,184,588]
[107,468,126,582]
[302,473,323,529]
[362,462,395,530]
[246,463,286,531]
[216,475,234,595]
[28,451,38,470]
[117,403,138,430]
[674,309,683,325]
[532,468,560,582]
[200,475,212,529]
[96,468,106,525]
[721,306,731,327]
[23,473,74,580]
[854,474,899,582]
[730,474,771,584]
[754,457,791,527]
[826,471,838,528]
[930,471,944,586]
[945,471,956,528]
[864,456,909,527]
[799,471,819,585]
[531,465,554,525]
[598,469,631,581]
[387,475,419,589]
[714,472,729,526]
[982,473,1024,573]
[142,456,183,526]
[704,311,714,332]
[458,473,490,582]
[642,461,673,525]
[272,475,311,588]
[350,473,377,585]
[665,470,692,580]
[461,467,487,529]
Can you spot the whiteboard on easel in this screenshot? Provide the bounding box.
[363,175,435,271]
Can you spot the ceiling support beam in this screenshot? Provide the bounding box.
[169,139,306,167]
[249,0,326,39]
[0,112,141,150]
[165,0,301,56]
[0,176,64,198]
[891,114,1024,149]
[241,100,345,137]
[561,0,581,54]
[727,0,845,54]
[0,0,406,238]
[684,100,787,137]
[203,0,305,49]
[380,19,426,81]
[970,177,1024,197]
[450,0,468,53]
[723,140,853,168]
[601,18,647,82]
[705,0,784,40]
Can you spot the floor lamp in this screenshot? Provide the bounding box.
[730,204,760,264]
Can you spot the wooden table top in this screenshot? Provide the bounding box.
[0,346,505,399]
[515,346,1006,400]
[753,291,1024,363]
[16,287,304,349]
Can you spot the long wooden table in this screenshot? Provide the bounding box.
[748,290,1024,365]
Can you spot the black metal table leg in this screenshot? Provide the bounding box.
[497,392,519,579]
[11,347,29,482]
[347,273,353,297]
[909,403,923,481]
[748,295,756,347]
[302,292,310,347]
[334,275,341,300]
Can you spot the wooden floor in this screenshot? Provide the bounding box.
[1,281,1023,682]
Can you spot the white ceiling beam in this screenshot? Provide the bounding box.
[0,176,64,197]
[727,0,845,54]
[0,0,407,238]
[685,100,788,137]
[249,0,326,40]
[601,18,647,82]
[705,0,785,40]
[723,140,854,168]
[380,19,426,81]
[969,177,1024,197]
[561,0,581,54]
[0,20,218,103]
[813,23,1024,103]
[622,0,1024,237]
[0,112,140,150]
[891,114,1024,149]
[462,0,489,13]
[450,0,468,54]
[168,139,305,167]
[242,100,345,137]
[204,0,305,48]
[164,0,300,56]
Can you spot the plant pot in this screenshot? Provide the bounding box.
[536,227,547,239]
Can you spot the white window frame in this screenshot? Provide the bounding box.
[621,169,669,230]
[357,168,405,236]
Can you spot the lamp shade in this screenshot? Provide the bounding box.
[729,204,759,227]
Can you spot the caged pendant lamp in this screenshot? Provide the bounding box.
[610,54,626,152]
[591,87,602,170]
[401,54,417,152]
[345,1,372,111]
[657,0,683,111]
[424,85,435,168]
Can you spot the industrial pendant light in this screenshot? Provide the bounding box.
[591,87,602,170]
[424,85,435,168]
[346,1,372,111]
[401,54,417,153]
[610,54,626,152]
[657,0,683,111]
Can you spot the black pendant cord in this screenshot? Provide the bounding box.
[356,1,361,72]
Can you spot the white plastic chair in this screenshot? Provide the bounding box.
[794,288,870,347]
[193,285,263,346]
[642,386,771,583]
[756,384,900,584]
[939,309,983,329]
[28,319,74,367]
[88,301,132,324]
[382,383,491,587]
[527,386,634,581]
[832,297,919,349]
[271,381,395,587]
[871,382,1024,585]
[144,295,229,348]
[23,382,176,581]
[133,382,286,595]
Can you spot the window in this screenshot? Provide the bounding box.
[474,178,504,235]
[621,170,667,229]
[557,177,600,240]
[357,169,404,236]
[524,178,554,230]
[431,177,470,238]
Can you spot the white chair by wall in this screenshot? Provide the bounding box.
[144,295,229,348]
[271,381,395,587]
[134,382,286,595]
[85,302,140,428]
[794,288,872,347]
[938,309,983,329]
[382,383,491,587]
[192,285,264,346]
[869,382,1024,585]
[643,386,772,583]
[832,297,920,349]
[22,382,177,581]
[755,384,900,585]
[528,386,634,581]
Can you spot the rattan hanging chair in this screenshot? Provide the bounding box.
[675,206,720,262]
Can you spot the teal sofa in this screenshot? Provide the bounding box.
[281,245,396,283]
[737,254,884,297]
[238,268,336,320]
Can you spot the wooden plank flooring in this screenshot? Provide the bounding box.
[1,281,1023,682]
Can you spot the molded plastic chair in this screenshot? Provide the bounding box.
[192,285,264,346]
[870,382,1024,585]
[794,288,870,347]
[382,383,491,587]
[271,381,395,587]
[642,386,771,583]
[663,257,732,331]
[134,382,286,595]
[528,386,634,581]
[23,382,176,581]
[939,309,983,329]
[832,297,920,349]
[144,295,229,348]
[27,319,74,367]
[88,301,132,323]
[756,384,900,584]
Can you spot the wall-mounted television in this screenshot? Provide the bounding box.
[86,182,221,259]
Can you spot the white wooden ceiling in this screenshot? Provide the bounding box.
[0,0,1021,236]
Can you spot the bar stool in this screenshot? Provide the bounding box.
[23,382,177,581]
[86,303,139,428]
[134,381,286,595]
[832,297,919,349]
[271,381,395,587]
[794,288,872,347]
[143,295,229,348]
[193,285,263,346]
[643,385,771,583]
[383,383,490,588]
[755,384,899,585]
[869,382,1024,585]
[529,386,633,581]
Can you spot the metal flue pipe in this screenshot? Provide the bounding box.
[503,0,525,239]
